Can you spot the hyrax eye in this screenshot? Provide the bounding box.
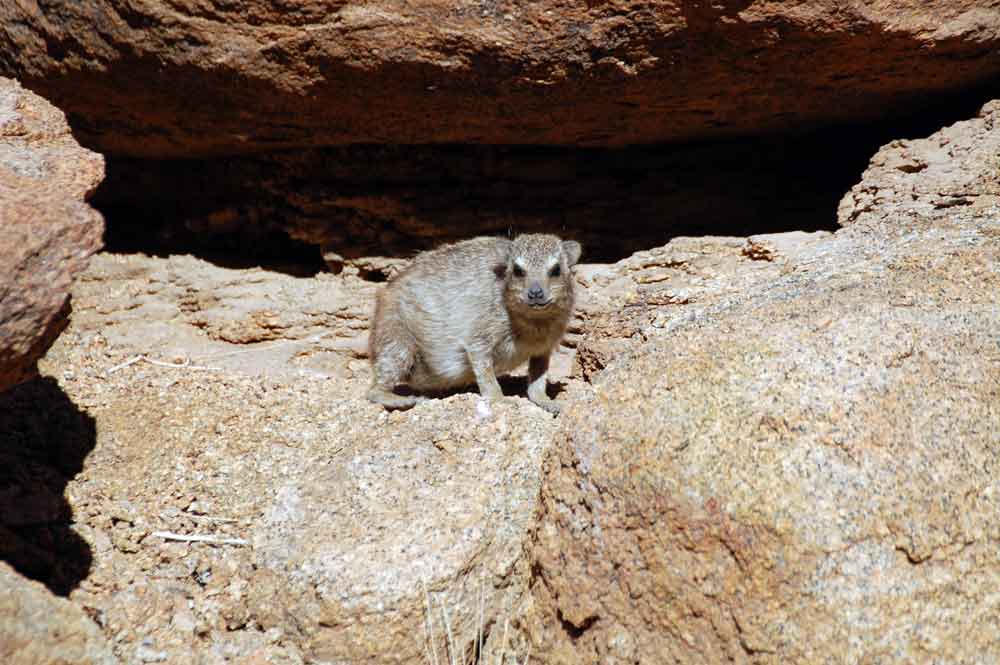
[549,265,561,278]
[513,265,526,278]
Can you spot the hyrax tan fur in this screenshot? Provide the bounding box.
[367,234,582,414]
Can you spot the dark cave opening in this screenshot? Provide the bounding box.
[93,79,1000,268]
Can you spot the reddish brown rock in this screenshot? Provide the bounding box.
[3,1,1000,157]
[0,77,105,393]
[17,97,999,661]
[838,99,1000,227]
[0,562,117,665]
[517,103,1000,664]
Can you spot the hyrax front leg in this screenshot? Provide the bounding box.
[468,348,504,402]
[527,355,561,414]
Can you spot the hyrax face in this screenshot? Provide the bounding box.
[501,234,582,318]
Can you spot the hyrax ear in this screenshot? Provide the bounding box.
[494,238,513,279]
[562,240,582,266]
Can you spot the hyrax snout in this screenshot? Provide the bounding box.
[367,234,582,414]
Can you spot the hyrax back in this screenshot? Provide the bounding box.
[367,234,582,413]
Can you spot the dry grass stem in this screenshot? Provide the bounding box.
[151,531,248,546]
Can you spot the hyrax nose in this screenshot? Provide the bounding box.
[527,283,545,301]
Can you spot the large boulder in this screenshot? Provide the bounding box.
[0,77,104,393]
[518,103,1000,662]
[31,250,561,663]
[0,562,117,665]
[13,2,997,261]
[13,83,1000,664]
[248,397,553,662]
[4,1,1000,157]
[839,99,1000,226]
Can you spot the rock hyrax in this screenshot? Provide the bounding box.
[367,234,582,414]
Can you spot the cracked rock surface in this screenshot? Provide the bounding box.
[0,562,117,665]
[0,76,104,392]
[9,250,576,663]
[518,103,1000,663]
[5,1,1000,155]
[7,209,833,664]
[4,91,1000,665]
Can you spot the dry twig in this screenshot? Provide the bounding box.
[151,531,248,546]
[107,355,222,375]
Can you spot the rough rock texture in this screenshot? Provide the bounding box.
[3,249,576,663]
[249,398,553,662]
[0,76,105,393]
[839,100,1000,227]
[7,96,1000,664]
[5,220,782,663]
[65,250,582,382]
[519,104,1000,662]
[8,1,1000,265]
[570,230,833,382]
[5,1,1000,157]
[0,562,117,665]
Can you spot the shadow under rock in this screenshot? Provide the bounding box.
[403,375,567,402]
[0,376,95,596]
[498,374,567,400]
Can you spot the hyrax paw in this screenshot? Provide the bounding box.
[531,397,562,415]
